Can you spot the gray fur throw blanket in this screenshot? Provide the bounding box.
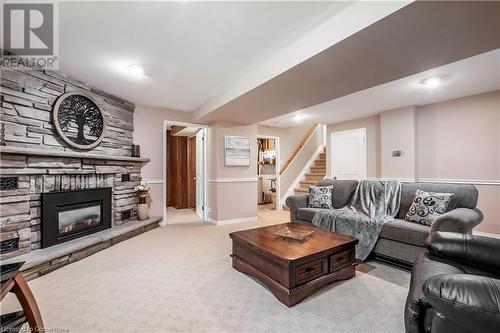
[311,180,401,261]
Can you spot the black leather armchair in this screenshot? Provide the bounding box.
[405,232,500,333]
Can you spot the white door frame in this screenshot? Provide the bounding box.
[330,128,367,180]
[162,120,208,225]
[256,135,281,211]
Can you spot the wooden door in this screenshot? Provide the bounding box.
[167,130,189,209]
[187,136,196,209]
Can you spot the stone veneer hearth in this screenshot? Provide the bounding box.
[0,55,155,264]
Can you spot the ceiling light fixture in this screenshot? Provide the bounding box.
[126,64,146,79]
[294,114,305,121]
[420,76,445,88]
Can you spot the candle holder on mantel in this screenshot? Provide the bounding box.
[132,144,141,157]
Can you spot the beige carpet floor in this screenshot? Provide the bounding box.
[2,209,410,333]
[166,207,203,224]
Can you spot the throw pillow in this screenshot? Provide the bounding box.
[405,190,454,226]
[308,185,334,209]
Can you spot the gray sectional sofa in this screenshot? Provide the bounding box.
[286,179,484,266]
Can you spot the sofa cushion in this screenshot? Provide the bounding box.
[296,207,328,222]
[316,179,358,208]
[405,190,454,226]
[397,183,478,219]
[308,185,334,209]
[380,219,431,247]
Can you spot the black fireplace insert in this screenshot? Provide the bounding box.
[41,188,112,248]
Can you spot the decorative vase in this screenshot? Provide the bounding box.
[137,195,149,221]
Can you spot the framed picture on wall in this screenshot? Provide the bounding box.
[224,136,251,167]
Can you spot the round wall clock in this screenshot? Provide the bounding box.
[53,92,106,149]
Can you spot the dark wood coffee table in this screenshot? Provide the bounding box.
[229,223,358,307]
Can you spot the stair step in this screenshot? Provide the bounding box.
[314,161,326,167]
[305,173,325,180]
[295,188,309,194]
[300,180,317,186]
[319,153,326,159]
[310,166,326,172]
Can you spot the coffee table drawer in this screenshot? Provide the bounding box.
[295,258,328,285]
[330,249,354,272]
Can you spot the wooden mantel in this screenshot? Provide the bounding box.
[0,146,150,163]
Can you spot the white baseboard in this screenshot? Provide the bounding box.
[280,144,325,207]
[206,216,258,226]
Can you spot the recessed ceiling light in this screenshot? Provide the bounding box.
[126,64,146,79]
[294,114,305,121]
[420,76,445,88]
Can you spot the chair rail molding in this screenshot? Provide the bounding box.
[142,179,164,184]
[418,178,500,186]
[368,177,500,186]
[207,178,258,183]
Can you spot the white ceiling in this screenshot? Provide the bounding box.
[260,49,500,127]
[58,1,352,111]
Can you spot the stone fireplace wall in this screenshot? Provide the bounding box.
[0,153,143,259]
[1,60,148,261]
[1,62,134,156]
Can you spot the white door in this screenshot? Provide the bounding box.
[195,130,205,219]
[331,128,367,180]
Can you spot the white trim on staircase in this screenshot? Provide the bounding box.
[280,144,325,207]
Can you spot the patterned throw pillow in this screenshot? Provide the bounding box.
[405,190,454,226]
[308,186,334,209]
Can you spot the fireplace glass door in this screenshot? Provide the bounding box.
[42,188,112,248]
[58,202,102,237]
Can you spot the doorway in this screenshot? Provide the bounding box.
[163,121,207,224]
[331,128,367,180]
[257,136,280,211]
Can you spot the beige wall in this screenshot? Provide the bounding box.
[326,115,381,178]
[206,122,258,222]
[257,123,313,167]
[416,91,500,234]
[416,91,499,181]
[325,91,499,234]
[380,106,417,180]
[133,105,193,217]
[134,106,260,223]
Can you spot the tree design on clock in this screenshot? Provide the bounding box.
[53,92,106,149]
